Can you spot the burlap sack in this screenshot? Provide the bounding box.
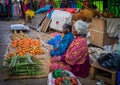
[73,8,96,21]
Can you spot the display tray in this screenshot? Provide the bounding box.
[2,32,52,80]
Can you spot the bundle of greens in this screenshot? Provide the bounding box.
[5,54,45,76]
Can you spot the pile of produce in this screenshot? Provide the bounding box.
[12,31,26,40]
[5,55,45,76]
[9,37,44,57]
[53,70,78,85]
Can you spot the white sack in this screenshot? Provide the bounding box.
[50,10,72,31]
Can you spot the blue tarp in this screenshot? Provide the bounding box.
[47,34,62,48]
[35,5,53,14]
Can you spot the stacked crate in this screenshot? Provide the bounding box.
[89,18,117,47]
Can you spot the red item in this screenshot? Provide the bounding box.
[71,77,78,85]
[55,77,63,85]
[83,1,88,6]
[65,8,76,13]
[53,8,76,13]
[39,0,46,8]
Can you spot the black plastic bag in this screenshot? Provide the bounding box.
[98,53,120,71]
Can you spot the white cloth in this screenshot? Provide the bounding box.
[107,18,120,38]
[0,0,5,5]
[50,10,72,31]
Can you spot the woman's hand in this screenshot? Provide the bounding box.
[51,56,61,63]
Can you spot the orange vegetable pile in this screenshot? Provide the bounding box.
[9,37,44,57]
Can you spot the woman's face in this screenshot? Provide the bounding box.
[62,26,69,34]
[72,26,78,36]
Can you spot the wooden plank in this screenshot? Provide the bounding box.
[40,19,47,32]
[44,18,51,32]
[3,43,11,66]
[29,14,46,30]
[111,73,117,85]
[95,75,111,84]
[95,74,117,85]
[2,68,48,80]
[90,67,96,79]
[42,18,48,32]
[40,17,51,32]
[91,61,117,74]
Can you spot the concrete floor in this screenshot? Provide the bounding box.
[0,20,99,85]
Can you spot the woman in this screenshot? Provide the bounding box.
[50,20,90,78]
[50,23,74,57]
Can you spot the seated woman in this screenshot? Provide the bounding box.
[50,20,90,78]
[50,23,74,57]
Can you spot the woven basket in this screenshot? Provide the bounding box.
[73,8,96,21]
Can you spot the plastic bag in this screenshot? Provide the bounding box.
[98,53,120,71]
[11,24,29,30]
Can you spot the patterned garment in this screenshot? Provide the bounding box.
[39,0,46,8]
[50,36,90,78]
[50,32,74,57]
[65,36,88,65]
[50,62,71,71]
[12,3,21,17]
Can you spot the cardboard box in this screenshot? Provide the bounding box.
[90,18,106,32]
[90,29,116,47]
[89,18,118,47]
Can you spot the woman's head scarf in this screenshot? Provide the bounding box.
[74,20,89,35]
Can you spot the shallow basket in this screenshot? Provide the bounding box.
[47,70,81,85]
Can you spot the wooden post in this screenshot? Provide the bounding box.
[90,66,96,79]
[111,72,117,85]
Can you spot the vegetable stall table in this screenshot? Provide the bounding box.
[2,30,52,80]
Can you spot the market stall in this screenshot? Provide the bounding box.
[1,0,120,85]
[2,30,52,80]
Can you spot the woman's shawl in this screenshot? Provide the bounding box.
[50,32,74,57]
[65,36,88,65]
